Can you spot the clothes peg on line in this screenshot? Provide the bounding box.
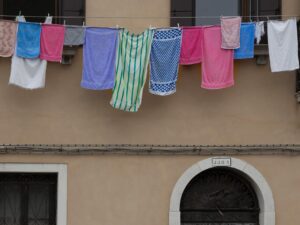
[177,23,180,28]
[48,13,50,17]
[19,11,22,16]
[116,24,119,29]
[64,20,66,25]
[83,21,85,26]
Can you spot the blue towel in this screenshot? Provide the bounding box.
[16,22,42,58]
[149,28,182,96]
[234,23,255,59]
[81,27,118,90]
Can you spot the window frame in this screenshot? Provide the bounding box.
[0,164,67,225]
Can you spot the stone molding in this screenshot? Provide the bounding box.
[0,144,299,155]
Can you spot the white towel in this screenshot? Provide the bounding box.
[267,18,299,72]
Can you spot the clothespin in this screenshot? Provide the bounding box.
[19,11,21,16]
[116,24,119,29]
[48,13,50,17]
[82,20,85,26]
[64,20,66,25]
[177,23,180,28]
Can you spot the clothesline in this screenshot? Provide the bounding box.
[0,16,299,112]
[0,14,299,19]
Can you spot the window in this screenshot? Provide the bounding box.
[0,164,67,225]
[171,0,281,27]
[180,168,260,225]
[0,0,85,25]
[296,21,300,101]
[0,173,57,225]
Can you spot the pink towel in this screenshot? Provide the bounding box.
[40,24,65,62]
[0,20,17,57]
[221,16,241,49]
[202,26,234,89]
[180,26,203,65]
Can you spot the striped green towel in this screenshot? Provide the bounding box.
[111,28,154,112]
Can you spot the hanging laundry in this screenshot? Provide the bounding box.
[202,26,234,89]
[179,26,203,65]
[16,22,41,58]
[0,20,17,57]
[40,24,65,62]
[221,16,241,49]
[64,25,85,46]
[234,23,255,59]
[255,21,265,44]
[81,27,118,90]
[111,29,154,112]
[267,18,299,72]
[149,28,182,96]
[9,16,52,89]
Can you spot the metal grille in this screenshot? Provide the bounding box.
[180,168,259,224]
[0,173,57,225]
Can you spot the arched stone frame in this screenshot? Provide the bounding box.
[169,157,275,225]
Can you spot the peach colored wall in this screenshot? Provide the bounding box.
[0,0,299,145]
[0,155,299,225]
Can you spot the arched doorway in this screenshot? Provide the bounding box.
[169,157,275,225]
[180,167,259,225]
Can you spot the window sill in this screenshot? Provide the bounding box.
[254,44,268,65]
[62,46,81,65]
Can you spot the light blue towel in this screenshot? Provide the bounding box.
[81,27,118,90]
[234,23,255,59]
[149,28,182,96]
[16,22,42,58]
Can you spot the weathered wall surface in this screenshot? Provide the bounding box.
[0,0,299,145]
[0,155,299,225]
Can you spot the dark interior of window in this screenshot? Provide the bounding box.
[0,0,85,25]
[180,167,259,225]
[0,173,57,225]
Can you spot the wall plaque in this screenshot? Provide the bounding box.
[212,157,231,167]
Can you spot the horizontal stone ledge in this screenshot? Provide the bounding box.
[0,144,299,155]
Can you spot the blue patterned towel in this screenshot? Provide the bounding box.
[16,22,42,58]
[234,23,255,59]
[149,28,182,96]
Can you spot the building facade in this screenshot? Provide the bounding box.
[0,0,299,225]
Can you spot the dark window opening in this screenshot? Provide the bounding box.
[180,167,260,225]
[0,173,57,225]
[0,0,85,25]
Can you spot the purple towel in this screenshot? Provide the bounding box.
[81,27,118,90]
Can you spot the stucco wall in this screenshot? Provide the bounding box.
[0,155,299,225]
[0,0,299,145]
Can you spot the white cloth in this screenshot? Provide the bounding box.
[255,21,265,44]
[267,18,299,72]
[9,16,52,89]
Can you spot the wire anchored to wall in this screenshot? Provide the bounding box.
[0,14,299,19]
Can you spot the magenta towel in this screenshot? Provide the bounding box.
[40,24,65,62]
[221,16,241,49]
[180,26,203,65]
[202,26,234,89]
